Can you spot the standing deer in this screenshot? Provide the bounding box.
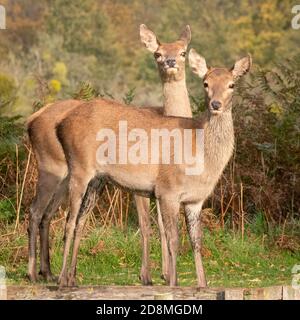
[137,24,192,284]
[56,49,251,287]
[27,25,192,284]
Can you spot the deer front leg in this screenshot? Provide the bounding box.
[135,195,152,285]
[156,200,170,284]
[58,170,92,287]
[67,213,88,287]
[158,196,180,287]
[184,201,207,288]
[67,178,105,287]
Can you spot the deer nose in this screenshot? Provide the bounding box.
[166,58,176,68]
[211,100,222,110]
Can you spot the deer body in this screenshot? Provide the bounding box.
[56,49,251,287]
[27,25,192,284]
[56,99,230,287]
[57,102,233,203]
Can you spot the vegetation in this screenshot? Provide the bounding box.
[1,210,300,287]
[0,0,299,115]
[0,1,299,287]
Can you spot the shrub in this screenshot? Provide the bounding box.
[0,74,17,112]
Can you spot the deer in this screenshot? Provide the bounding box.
[26,24,192,285]
[136,24,193,284]
[55,48,251,287]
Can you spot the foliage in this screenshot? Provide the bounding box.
[233,58,300,220]
[0,74,17,112]
[123,88,136,105]
[0,116,23,158]
[0,0,299,115]
[72,82,100,101]
[52,62,68,85]
[0,223,299,286]
[49,79,61,94]
[0,199,15,223]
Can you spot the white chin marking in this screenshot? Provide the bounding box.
[166,68,178,75]
[210,109,223,115]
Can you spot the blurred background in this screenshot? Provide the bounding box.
[0,0,299,114]
[0,0,299,287]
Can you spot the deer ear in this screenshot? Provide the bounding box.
[189,49,208,78]
[231,54,252,80]
[140,24,160,53]
[179,25,191,45]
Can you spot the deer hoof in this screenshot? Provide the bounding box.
[27,272,38,283]
[66,273,78,287]
[39,270,58,283]
[139,274,153,286]
[58,274,68,288]
[161,273,170,285]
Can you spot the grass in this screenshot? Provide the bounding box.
[0,218,299,288]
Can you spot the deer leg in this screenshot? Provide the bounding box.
[135,195,152,285]
[67,178,105,286]
[158,196,180,287]
[66,213,88,287]
[58,170,93,287]
[38,177,68,282]
[28,170,63,282]
[184,201,207,288]
[156,200,170,284]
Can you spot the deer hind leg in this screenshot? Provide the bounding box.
[184,201,207,288]
[28,170,64,282]
[158,196,180,287]
[67,177,106,287]
[38,177,69,282]
[156,199,170,284]
[58,168,94,287]
[135,195,152,285]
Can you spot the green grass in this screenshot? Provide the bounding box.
[0,223,299,288]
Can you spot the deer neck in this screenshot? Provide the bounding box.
[203,108,235,176]
[162,76,192,118]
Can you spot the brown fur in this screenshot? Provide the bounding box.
[56,50,251,287]
[27,99,82,281]
[26,25,192,284]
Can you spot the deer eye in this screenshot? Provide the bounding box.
[180,51,186,57]
[229,83,234,89]
[154,52,162,59]
[204,82,209,89]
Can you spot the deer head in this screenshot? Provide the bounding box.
[189,48,252,115]
[140,24,191,81]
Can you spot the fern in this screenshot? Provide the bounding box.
[189,93,205,116]
[72,82,99,101]
[123,88,135,105]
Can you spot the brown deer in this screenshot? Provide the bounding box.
[27,25,192,284]
[55,49,251,287]
[136,24,192,284]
